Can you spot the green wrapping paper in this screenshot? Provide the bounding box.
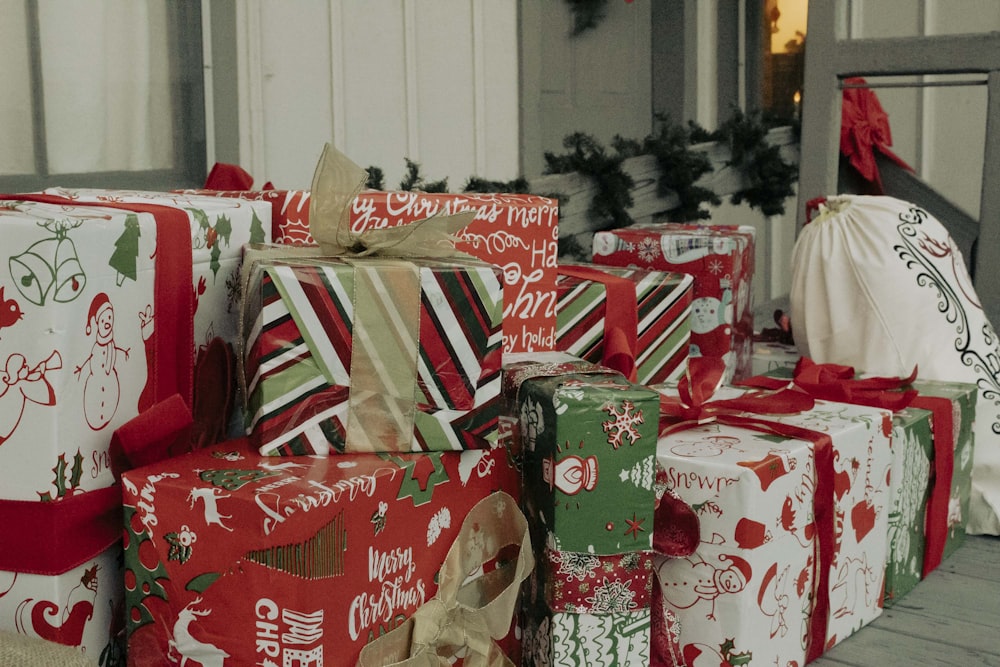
[504,354,659,666]
[515,363,659,554]
[910,379,977,562]
[883,405,935,605]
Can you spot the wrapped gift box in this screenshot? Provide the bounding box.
[0,544,125,664]
[0,191,269,497]
[242,255,503,455]
[0,191,269,656]
[882,379,976,604]
[654,380,893,665]
[555,263,693,384]
[592,223,756,382]
[751,365,978,605]
[911,379,977,562]
[522,608,650,666]
[197,186,560,354]
[503,355,658,665]
[750,339,800,377]
[121,440,522,666]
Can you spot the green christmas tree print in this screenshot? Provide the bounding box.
[123,504,170,632]
[619,456,654,491]
[199,467,280,491]
[249,209,266,244]
[379,453,451,506]
[108,214,141,286]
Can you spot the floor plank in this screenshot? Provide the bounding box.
[811,535,1000,666]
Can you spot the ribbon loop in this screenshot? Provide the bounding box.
[659,356,816,429]
[309,143,476,259]
[356,491,532,667]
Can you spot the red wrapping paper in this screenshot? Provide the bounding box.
[121,440,521,666]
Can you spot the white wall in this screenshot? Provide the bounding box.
[233,0,519,191]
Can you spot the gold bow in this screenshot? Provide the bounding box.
[240,144,491,451]
[309,142,476,258]
[356,491,533,666]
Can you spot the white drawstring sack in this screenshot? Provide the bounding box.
[790,194,1000,535]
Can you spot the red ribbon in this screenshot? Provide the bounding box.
[203,161,274,191]
[840,77,914,193]
[0,195,194,575]
[911,394,954,577]
[659,357,835,662]
[558,265,639,382]
[740,356,955,576]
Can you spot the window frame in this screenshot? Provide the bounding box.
[0,0,207,194]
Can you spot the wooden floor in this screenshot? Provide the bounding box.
[811,535,1000,666]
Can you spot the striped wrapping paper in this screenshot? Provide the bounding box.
[555,264,694,384]
[243,256,503,455]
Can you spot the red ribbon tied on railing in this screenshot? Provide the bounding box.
[840,76,914,193]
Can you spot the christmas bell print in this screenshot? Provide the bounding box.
[9,220,87,306]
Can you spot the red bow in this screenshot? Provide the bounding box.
[660,357,816,428]
[203,162,274,191]
[558,265,639,382]
[742,356,919,412]
[658,356,836,662]
[840,77,913,192]
[741,356,954,577]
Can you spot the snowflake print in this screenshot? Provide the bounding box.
[619,551,642,571]
[427,507,452,546]
[585,577,638,613]
[708,258,725,275]
[637,238,659,263]
[603,399,645,449]
[555,551,601,582]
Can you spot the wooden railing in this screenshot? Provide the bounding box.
[527,126,801,260]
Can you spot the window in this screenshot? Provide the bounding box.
[0,0,206,193]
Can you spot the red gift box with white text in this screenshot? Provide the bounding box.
[121,440,521,666]
[195,188,560,355]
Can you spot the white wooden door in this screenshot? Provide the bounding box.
[519,0,652,179]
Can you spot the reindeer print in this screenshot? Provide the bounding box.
[168,597,230,667]
[188,487,234,532]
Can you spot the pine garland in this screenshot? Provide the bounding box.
[565,0,610,36]
[365,109,799,233]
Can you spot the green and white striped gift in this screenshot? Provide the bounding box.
[243,255,503,456]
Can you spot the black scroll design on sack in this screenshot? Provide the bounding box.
[893,205,1000,434]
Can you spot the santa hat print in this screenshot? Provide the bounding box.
[85,292,112,334]
[717,553,753,589]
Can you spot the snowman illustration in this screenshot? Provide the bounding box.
[660,233,732,265]
[75,292,129,430]
[688,281,734,364]
[658,552,752,620]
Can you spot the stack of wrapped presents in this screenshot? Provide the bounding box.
[0,144,990,666]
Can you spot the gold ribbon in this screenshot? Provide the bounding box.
[309,142,476,258]
[356,491,533,667]
[241,144,489,451]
